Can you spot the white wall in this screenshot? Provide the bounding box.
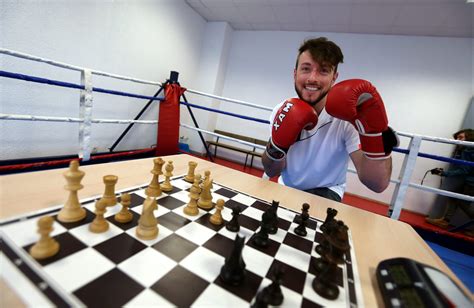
[214,31,473,214]
[1,0,206,159]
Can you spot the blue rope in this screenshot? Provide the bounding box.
[0,70,164,101]
[180,102,270,124]
[393,148,474,167]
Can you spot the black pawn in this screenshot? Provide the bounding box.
[266,266,284,306]
[295,202,310,224]
[252,226,269,248]
[320,207,337,233]
[312,262,339,300]
[220,234,246,286]
[252,266,285,307]
[226,205,241,232]
[294,204,310,237]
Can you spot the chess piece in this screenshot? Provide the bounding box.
[320,207,338,233]
[99,175,118,206]
[183,174,201,216]
[161,161,174,192]
[136,197,159,240]
[295,202,310,224]
[57,160,86,223]
[203,170,213,189]
[219,234,246,286]
[89,199,109,233]
[29,216,59,260]
[252,226,269,248]
[197,177,213,210]
[326,221,350,265]
[315,218,338,256]
[294,203,310,237]
[184,161,197,183]
[145,158,164,197]
[209,199,224,225]
[265,265,285,306]
[252,212,270,247]
[225,205,241,232]
[250,290,269,308]
[312,262,340,300]
[114,193,133,223]
[262,200,279,234]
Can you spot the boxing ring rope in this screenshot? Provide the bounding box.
[1,48,473,223]
[0,49,162,86]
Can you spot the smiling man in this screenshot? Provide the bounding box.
[262,37,398,202]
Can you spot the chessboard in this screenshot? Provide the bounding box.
[0,174,363,307]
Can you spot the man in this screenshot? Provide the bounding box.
[262,37,398,202]
[426,129,474,234]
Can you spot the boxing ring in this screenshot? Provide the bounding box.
[1,48,473,223]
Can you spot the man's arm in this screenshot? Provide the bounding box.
[262,149,286,178]
[262,98,318,178]
[350,150,392,192]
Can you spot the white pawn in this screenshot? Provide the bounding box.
[115,193,133,223]
[89,199,109,233]
[210,199,225,226]
[161,161,174,192]
[30,216,60,260]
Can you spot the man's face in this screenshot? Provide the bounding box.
[457,133,466,141]
[294,50,338,106]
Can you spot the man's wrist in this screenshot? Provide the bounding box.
[265,140,286,161]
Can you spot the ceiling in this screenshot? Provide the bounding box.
[185,0,473,38]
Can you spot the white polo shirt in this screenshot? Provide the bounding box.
[269,101,360,198]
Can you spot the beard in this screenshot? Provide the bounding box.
[294,83,329,107]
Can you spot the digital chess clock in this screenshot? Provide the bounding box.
[376,257,471,308]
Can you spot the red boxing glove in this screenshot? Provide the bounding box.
[326,79,399,159]
[266,98,318,160]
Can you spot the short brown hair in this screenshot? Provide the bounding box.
[454,129,474,142]
[296,37,344,72]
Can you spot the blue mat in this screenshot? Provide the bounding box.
[426,241,474,293]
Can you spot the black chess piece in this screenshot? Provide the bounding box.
[326,221,350,265]
[225,205,241,232]
[220,234,246,286]
[315,218,338,256]
[251,287,270,308]
[312,262,340,300]
[295,202,310,224]
[262,200,279,234]
[320,207,337,233]
[266,265,284,306]
[251,265,285,307]
[252,224,269,248]
[294,208,309,237]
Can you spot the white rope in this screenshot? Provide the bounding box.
[347,168,474,202]
[0,113,158,124]
[397,131,474,147]
[180,123,266,150]
[186,88,273,111]
[0,48,162,86]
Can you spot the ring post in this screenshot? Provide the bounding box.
[388,135,422,219]
[79,69,93,161]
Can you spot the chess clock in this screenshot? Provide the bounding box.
[376,257,471,308]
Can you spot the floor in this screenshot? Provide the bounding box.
[196,153,474,293]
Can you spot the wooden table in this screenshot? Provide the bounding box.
[1,154,471,306]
